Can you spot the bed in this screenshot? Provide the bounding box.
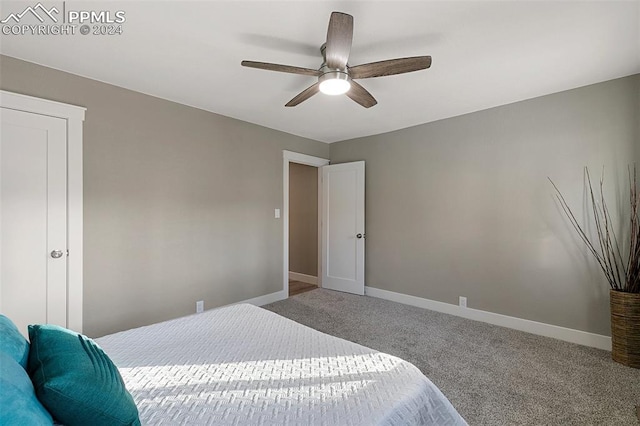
[96,304,467,425]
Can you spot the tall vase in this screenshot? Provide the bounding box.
[610,289,640,368]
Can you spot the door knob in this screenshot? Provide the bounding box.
[50,250,64,259]
[356,233,364,239]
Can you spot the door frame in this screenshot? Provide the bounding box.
[282,150,329,297]
[0,90,85,333]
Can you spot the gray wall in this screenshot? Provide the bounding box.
[638,86,640,167]
[0,55,329,337]
[331,74,640,336]
[289,163,318,277]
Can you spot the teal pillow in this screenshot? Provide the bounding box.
[0,314,29,368]
[0,352,53,425]
[28,324,140,426]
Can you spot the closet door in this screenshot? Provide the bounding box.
[1,108,68,336]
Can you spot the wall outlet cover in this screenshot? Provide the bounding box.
[459,296,467,308]
[196,300,204,313]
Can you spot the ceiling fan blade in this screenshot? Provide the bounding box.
[285,83,320,107]
[346,81,377,108]
[241,61,321,77]
[325,12,353,70]
[349,56,432,79]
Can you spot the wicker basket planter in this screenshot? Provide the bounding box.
[610,290,640,368]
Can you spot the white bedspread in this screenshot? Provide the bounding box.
[97,304,466,425]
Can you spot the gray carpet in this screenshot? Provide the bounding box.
[263,289,640,426]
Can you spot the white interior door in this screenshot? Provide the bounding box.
[321,161,365,295]
[1,108,68,336]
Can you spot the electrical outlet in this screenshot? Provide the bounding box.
[459,296,467,308]
[196,300,204,313]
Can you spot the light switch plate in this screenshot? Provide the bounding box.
[275,209,280,219]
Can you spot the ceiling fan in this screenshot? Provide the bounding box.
[241,12,432,108]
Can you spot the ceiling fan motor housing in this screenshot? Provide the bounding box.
[319,67,350,83]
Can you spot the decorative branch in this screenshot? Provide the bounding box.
[549,165,639,293]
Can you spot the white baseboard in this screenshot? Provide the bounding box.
[235,290,287,307]
[364,286,612,351]
[289,272,318,285]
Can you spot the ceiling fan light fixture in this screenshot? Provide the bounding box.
[318,71,351,95]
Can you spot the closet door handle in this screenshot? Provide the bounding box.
[50,250,64,259]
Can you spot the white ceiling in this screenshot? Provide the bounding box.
[1,1,639,143]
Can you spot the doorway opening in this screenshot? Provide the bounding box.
[289,162,319,296]
[282,151,329,298]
